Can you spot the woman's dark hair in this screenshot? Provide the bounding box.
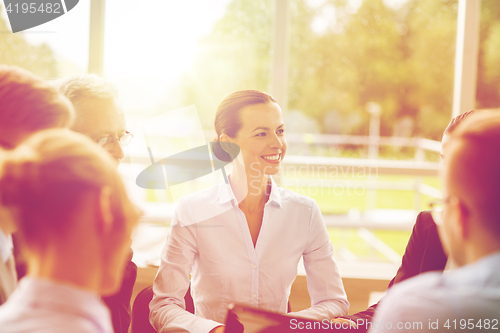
[212,90,277,162]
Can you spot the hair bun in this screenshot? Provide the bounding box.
[212,137,232,163]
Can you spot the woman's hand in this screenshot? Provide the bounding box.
[330,317,357,328]
[209,326,225,333]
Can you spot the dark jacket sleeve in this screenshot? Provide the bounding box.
[339,211,447,330]
[102,257,138,333]
[388,211,431,287]
[390,211,447,287]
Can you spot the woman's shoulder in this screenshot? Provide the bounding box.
[174,183,233,226]
[275,186,318,210]
[178,183,223,205]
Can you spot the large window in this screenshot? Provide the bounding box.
[0,1,90,78]
[2,0,500,276]
[104,0,251,127]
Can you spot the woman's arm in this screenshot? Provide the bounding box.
[149,199,223,333]
[290,202,349,320]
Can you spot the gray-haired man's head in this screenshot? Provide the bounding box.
[54,75,128,163]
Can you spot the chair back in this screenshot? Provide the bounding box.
[131,285,195,333]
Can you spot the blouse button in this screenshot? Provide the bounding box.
[252,294,257,299]
[252,264,257,269]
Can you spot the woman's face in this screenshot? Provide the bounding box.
[230,102,287,177]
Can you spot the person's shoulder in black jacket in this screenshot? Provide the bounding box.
[338,211,448,331]
[102,258,137,333]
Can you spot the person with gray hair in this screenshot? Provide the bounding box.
[55,74,133,163]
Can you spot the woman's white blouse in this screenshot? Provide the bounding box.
[0,277,113,333]
[150,178,349,333]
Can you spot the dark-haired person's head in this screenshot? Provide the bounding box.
[54,75,130,164]
[0,129,141,295]
[440,112,500,267]
[0,65,74,150]
[214,90,287,178]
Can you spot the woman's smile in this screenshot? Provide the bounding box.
[261,152,282,164]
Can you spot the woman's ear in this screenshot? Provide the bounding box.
[219,134,234,155]
[97,186,113,236]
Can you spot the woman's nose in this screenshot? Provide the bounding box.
[269,133,284,149]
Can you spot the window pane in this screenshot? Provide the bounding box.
[288,0,458,141]
[104,0,264,129]
[0,2,90,78]
[477,0,500,109]
[284,0,460,267]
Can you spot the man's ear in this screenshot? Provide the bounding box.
[456,199,470,240]
[449,197,470,241]
[97,186,113,236]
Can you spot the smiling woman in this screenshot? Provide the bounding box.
[217,91,287,201]
[149,90,349,333]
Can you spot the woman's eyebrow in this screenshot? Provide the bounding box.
[252,126,270,132]
[252,124,284,132]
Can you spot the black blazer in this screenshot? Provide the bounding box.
[342,211,448,328]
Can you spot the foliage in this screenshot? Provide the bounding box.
[166,0,274,128]
[3,0,497,140]
[0,8,58,79]
[477,0,500,109]
[172,0,500,140]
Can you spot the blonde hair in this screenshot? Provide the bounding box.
[449,112,500,237]
[0,65,74,131]
[0,129,135,249]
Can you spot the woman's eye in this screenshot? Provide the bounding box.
[256,132,266,137]
[277,129,285,135]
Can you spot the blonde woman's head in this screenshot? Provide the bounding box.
[0,128,140,294]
